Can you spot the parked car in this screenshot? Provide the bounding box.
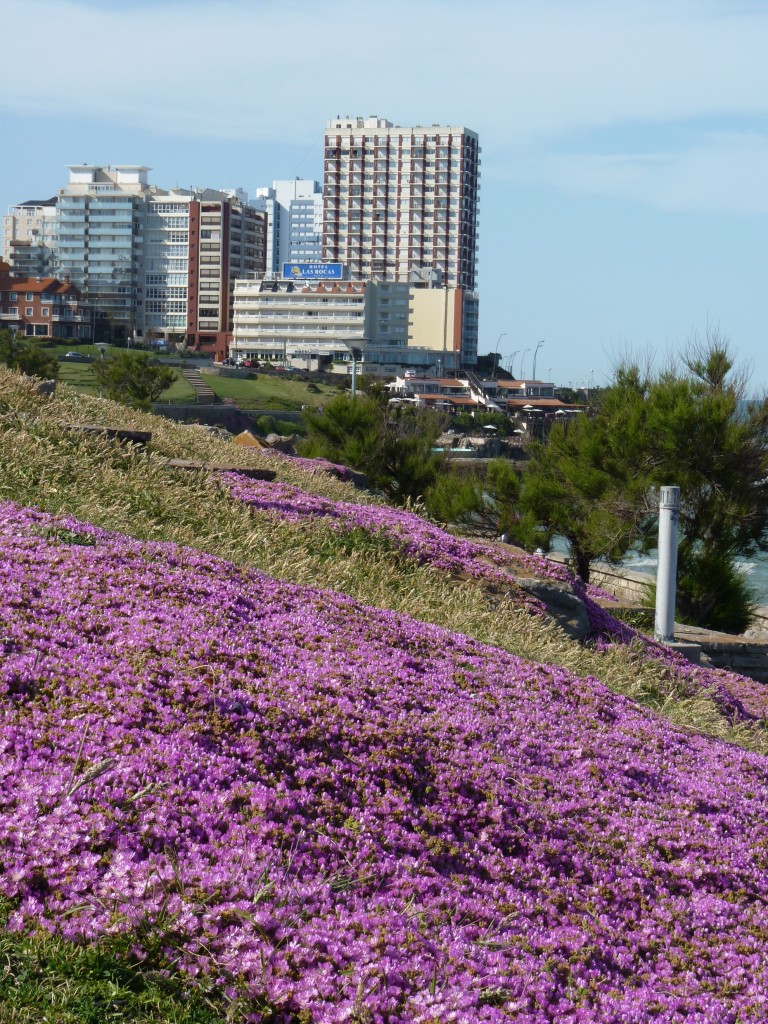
[63,351,89,361]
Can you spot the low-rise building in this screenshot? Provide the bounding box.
[231,272,475,374]
[231,279,368,371]
[387,374,499,412]
[0,273,91,340]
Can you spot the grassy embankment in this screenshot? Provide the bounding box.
[49,343,339,411]
[2,366,768,1021]
[1,367,757,749]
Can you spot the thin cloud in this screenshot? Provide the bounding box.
[543,132,768,213]
[2,0,768,214]
[1,0,767,145]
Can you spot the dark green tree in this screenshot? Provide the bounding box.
[16,345,60,381]
[424,458,520,534]
[299,393,446,503]
[636,342,768,631]
[511,381,650,582]
[513,335,768,631]
[92,350,175,410]
[0,330,59,380]
[452,411,513,436]
[0,329,24,367]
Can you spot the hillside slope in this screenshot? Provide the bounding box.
[3,368,768,1021]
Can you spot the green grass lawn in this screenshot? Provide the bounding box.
[201,371,340,411]
[48,348,338,410]
[55,360,196,404]
[156,373,197,403]
[56,362,100,396]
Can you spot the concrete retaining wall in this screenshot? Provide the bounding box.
[203,367,252,379]
[151,403,305,433]
[545,551,768,632]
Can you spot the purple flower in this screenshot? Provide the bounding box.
[2,497,768,1022]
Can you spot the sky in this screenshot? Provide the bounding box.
[1,0,767,390]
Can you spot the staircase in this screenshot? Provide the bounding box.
[181,367,217,404]
[463,368,503,411]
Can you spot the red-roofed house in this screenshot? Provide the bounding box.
[0,274,91,340]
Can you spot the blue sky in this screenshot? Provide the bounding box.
[2,0,767,390]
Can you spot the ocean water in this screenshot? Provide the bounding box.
[551,540,768,609]
[621,550,768,610]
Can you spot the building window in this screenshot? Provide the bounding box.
[41,308,50,316]
[26,293,34,301]
[25,307,34,315]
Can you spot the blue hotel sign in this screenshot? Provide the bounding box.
[282,262,343,281]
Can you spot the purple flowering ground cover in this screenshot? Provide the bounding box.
[220,473,601,599]
[256,448,352,481]
[4,502,768,1022]
[221,473,768,725]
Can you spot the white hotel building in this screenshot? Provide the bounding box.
[231,273,473,375]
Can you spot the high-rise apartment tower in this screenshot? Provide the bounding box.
[2,198,58,277]
[50,166,265,351]
[321,116,480,289]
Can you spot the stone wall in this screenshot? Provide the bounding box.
[545,551,768,633]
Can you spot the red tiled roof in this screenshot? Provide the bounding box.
[417,394,479,406]
[496,379,545,389]
[505,397,572,409]
[0,275,79,296]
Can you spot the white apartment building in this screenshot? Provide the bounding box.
[2,198,58,276]
[232,279,367,370]
[231,276,472,375]
[145,186,267,351]
[31,166,265,349]
[254,179,323,273]
[322,116,480,293]
[55,165,154,339]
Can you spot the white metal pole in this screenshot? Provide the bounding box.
[655,486,680,643]
[351,355,357,398]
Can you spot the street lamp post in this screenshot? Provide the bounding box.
[519,348,530,380]
[532,339,545,381]
[494,332,506,379]
[95,342,108,399]
[349,343,364,398]
[509,349,519,379]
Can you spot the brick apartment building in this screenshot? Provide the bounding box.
[0,268,91,341]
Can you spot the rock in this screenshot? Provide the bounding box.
[516,577,592,640]
[233,430,268,448]
[266,433,297,454]
[35,379,57,396]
